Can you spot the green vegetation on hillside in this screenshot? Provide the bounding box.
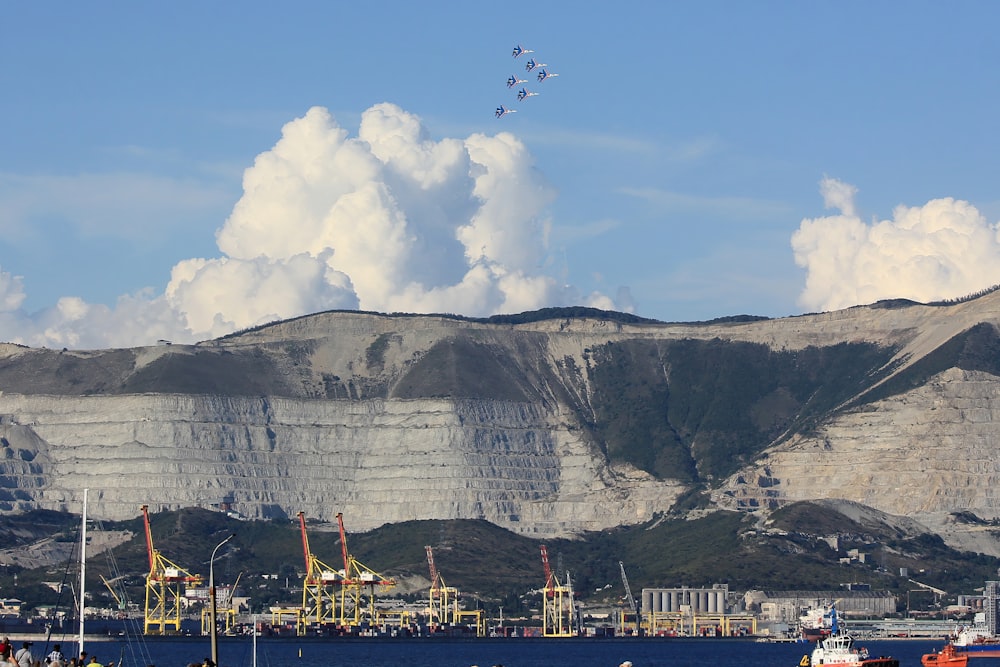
[120,348,295,396]
[3,505,997,618]
[220,306,665,341]
[587,339,897,483]
[481,307,664,325]
[391,338,534,400]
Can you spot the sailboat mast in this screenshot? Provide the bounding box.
[78,488,88,657]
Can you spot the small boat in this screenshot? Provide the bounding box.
[922,609,1000,667]
[922,643,1000,667]
[798,608,898,667]
[924,644,969,667]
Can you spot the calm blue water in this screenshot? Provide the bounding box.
[67,637,946,667]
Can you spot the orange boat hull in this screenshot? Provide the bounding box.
[922,644,1000,667]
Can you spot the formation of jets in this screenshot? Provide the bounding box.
[496,44,558,118]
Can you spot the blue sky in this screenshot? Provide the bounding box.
[3,2,1000,348]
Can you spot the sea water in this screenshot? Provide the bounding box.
[67,637,946,667]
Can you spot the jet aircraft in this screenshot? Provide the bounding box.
[517,88,539,102]
[512,44,534,58]
[507,74,527,89]
[536,69,559,83]
[495,105,517,118]
[524,59,547,72]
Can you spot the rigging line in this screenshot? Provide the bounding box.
[40,514,84,657]
[92,518,157,667]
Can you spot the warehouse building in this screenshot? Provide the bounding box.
[744,589,897,622]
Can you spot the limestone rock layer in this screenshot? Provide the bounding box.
[1,293,1000,544]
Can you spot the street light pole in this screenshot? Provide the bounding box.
[210,533,236,667]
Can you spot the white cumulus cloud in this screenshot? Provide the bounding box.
[792,176,1000,312]
[0,103,629,349]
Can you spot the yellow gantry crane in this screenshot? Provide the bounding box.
[101,575,126,613]
[141,505,202,635]
[425,545,458,625]
[297,511,343,634]
[540,544,575,637]
[335,512,396,626]
[425,545,485,636]
[201,572,242,636]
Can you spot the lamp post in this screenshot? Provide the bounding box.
[210,533,236,667]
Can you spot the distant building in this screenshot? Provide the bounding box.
[957,594,986,610]
[985,581,999,635]
[745,589,897,621]
[641,585,732,614]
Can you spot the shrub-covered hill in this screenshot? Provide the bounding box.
[1,504,997,616]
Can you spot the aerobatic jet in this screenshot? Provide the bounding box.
[524,59,547,72]
[512,44,534,58]
[517,88,538,102]
[496,105,517,118]
[536,68,559,83]
[507,74,527,89]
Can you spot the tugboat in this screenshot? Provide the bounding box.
[798,608,898,667]
[922,581,1000,667]
[922,609,1000,667]
[922,642,1000,667]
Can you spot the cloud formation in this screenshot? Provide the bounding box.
[792,176,1000,312]
[0,104,625,349]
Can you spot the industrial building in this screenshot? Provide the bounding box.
[744,589,898,624]
[639,585,755,636]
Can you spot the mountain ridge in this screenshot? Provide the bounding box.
[1,293,1000,556]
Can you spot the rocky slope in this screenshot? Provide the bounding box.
[2,293,1000,551]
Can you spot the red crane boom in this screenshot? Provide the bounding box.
[540,544,555,597]
[142,504,156,573]
[336,512,351,579]
[426,545,440,594]
[298,512,312,573]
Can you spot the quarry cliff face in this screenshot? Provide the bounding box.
[2,293,1000,547]
[0,392,680,536]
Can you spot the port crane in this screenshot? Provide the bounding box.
[101,575,125,611]
[298,512,344,633]
[425,545,485,636]
[540,545,575,637]
[334,512,396,626]
[425,545,458,625]
[619,561,640,633]
[201,572,242,636]
[141,505,202,635]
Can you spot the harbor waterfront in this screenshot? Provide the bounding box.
[43,637,948,667]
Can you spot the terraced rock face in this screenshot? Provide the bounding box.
[1,292,1000,544]
[713,367,1000,550]
[0,392,681,534]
